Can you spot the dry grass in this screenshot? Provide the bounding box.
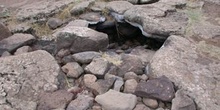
[101,52,122,66]
[31,23,52,37]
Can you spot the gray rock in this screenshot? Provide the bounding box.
[38,90,74,110]
[124,3,188,39]
[61,62,84,78]
[135,76,175,102]
[70,1,94,15]
[66,19,89,27]
[0,22,11,40]
[67,94,94,110]
[124,72,138,81]
[106,1,133,14]
[139,74,149,81]
[113,78,124,91]
[89,78,116,95]
[1,51,11,57]
[72,51,101,64]
[85,58,110,78]
[14,46,32,55]
[124,79,138,93]
[10,23,33,34]
[124,0,139,4]
[0,33,35,55]
[56,49,71,58]
[90,2,107,12]
[143,98,158,109]
[118,54,144,76]
[47,18,63,29]
[171,89,196,110]
[79,12,105,24]
[83,74,97,88]
[149,35,220,110]
[133,104,151,110]
[0,50,60,110]
[95,89,137,110]
[55,26,108,53]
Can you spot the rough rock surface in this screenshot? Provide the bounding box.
[123,79,138,93]
[143,98,158,109]
[67,94,94,110]
[133,104,151,110]
[70,1,94,15]
[47,18,63,29]
[95,89,137,110]
[150,35,220,110]
[106,1,133,14]
[61,62,84,78]
[14,46,32,55]
[55,26,108,53]
[135,76,175,102]
[0,33,35,55]
[0,50,60,109]
[72,51,101,64]
[0,22,11,41]
[66,19,89,27]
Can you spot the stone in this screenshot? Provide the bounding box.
[106,1,133,14]
[70,1,94,15]
[72,51,101,64]
[124,72,138,81]
[95,89,137,110]
[61,62,84,78]
[55,26,108,53]
[90,2,107,12]
[0,22,11,40]
[0,50,60,110]
[92,105,102,110]
[130,46,156,65]
[31,40,56,55]
[1,51,11,57]
[171,89,196,110]
[10,23,33,34]
[84,74,97,87]
[124,0,139,4]
[14,46,32,55]
[118,54,144,76]
[38,90,74,110]
[0,33,35,55]
[139,0,159,4]
[124,3,188,39]
[61,55,75,64]
[113,78,124,91]
[135,76,175,102]
[143,98,158,109]
[16,0,74,21]
[124,79,138,93]
[79,12,105,24]
[149,35,220,110]
[89,78,116,95]
[139,74,149,81]
[66,19,89,27]
[47,18,63,29]
[56,49,71,58]
[133,104,151,110]
[67,94,94,110]
[85,58,110,78]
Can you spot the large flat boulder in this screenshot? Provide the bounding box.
[149,35,220,110]
[0,50,60,110]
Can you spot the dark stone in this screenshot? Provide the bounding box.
[0,22,11,41]
[79,12,105,24]
[47,18,63,29]
[72,51,101,64]
[135,76,175,102]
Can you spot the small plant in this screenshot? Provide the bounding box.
[100,51,122,66]
[31,23,52,37]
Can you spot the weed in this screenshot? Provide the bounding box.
[100,52,122,66]
[31,23,52,37]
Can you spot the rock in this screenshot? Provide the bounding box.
[118,54,144,76]
[89,78,116,95]
[123,0,139,4]
[67,94,94,110]
[90,2,107,12]
[31,40,56,55]
[150,35,220,110]
[106,1,133,14]
[124,72,138,81]
[55,26,108,53]
[124,3,188,39]
[70,1,94,15]
[143,98,158,109]
[38,90,74,110]
[92,105,102,110]
[16,0,74,21]
[0,33,35,55]
[56,49,71,58]
[61,62,84,78]
[66,19,89,27]
[47,18,63,29]
[95,89,137,110]
[72,51,101,64]
[10,23,33,34]
[139,0,159,4]
[14,46,32,55]
[139,74,149,81]
[171,89,196,110]
[0,50,60,109]
[124,79,138,93]
[130,46,156,65]
[133,104,151,110]
[61,55,75,64]
[85,58,110,78]
[0,22,11,40]
[84,74,97,87]
[1,51,11,57]
[79,12,105,24]
[113,78,124,91]
[135,76,175,102]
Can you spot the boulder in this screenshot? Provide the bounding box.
[66,19,89,27]
[95,89,137,110]
[124,79,138,93]
[67,94,94,110]
[55,26,108,53]
[143,98,158,109]
[0,22,11,40]
[83,74,97,87]
[0,33,35,55]
[14,46,32,55]
[106,1,133,14]
[70,1,94,15]
[79,12,105,24]
[61,62,84,78]
[135,76,175,102]
[47,18,63,29]
[72,51,101,64]
[0,50,60,110]
[149,35,220,110]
